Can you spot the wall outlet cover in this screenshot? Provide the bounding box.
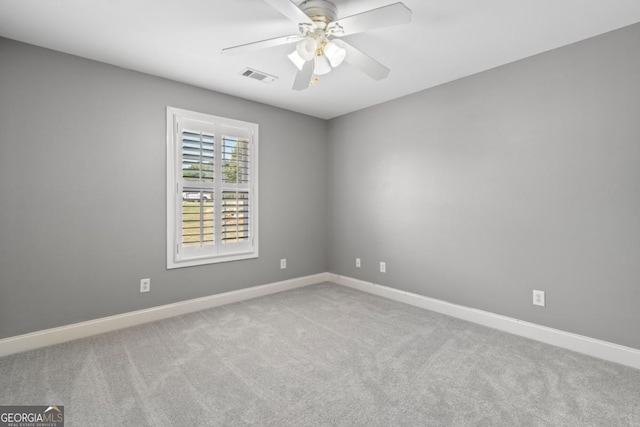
[140,278,151,293]
[533,290,545,307]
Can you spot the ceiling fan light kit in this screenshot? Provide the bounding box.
[222,0,412,90]
[292,23,346,77]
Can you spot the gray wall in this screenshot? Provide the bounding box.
[0,38,328,339]
[327,23,640,349]
[2,23,639,351]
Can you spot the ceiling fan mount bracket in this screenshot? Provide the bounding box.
[299,0,337,28]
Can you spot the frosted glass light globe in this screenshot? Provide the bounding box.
[296,38,317,61]
[324,40,346,67]
[314,54,332,75]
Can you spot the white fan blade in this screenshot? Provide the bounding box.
[264,0,315,26]
[328,3,411,37]
[222,34,302,56]
[341,41,390,80]
[292,59,314,90]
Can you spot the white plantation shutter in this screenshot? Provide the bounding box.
[182,127,214,183]
[167,108,258,268]
[179,119,216,258]
[221,134,251,245]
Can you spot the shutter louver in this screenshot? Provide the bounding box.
[182,129,214,183]
[222,191,250,243]
[181,191,214,247]
[222,136,250,184]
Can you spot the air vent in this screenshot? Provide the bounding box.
[239,68,277,83]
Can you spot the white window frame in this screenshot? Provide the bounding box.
[166,107,259,269]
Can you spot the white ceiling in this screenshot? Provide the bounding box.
[1,0,639,119]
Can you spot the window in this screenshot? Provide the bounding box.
[166,107,258,268]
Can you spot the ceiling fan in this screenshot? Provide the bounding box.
[222,0,412,90]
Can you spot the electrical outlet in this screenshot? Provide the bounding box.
[356,258,361,268]
[140,278,150,293]
[533,290,545,307]
[280,258,286,269]
[380,262,386,273]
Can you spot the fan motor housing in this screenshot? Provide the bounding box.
[300,0,337,27]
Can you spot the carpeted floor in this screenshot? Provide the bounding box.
[1,282,639,426]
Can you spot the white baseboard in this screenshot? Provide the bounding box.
[329,273,640,370]
[3,272,639,371]
[0,272,330,357]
